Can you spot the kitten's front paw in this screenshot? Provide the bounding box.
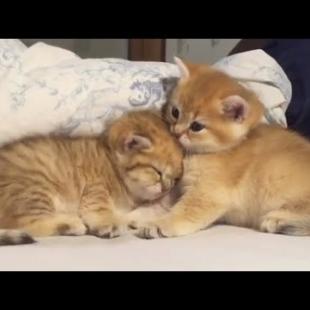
[57,222,87,236]
[88,224,128,239]
[260,217,284,233]
[133,217,201,239]
[135,224,168,239]
[260,216,297,235]
[133,220,175,239]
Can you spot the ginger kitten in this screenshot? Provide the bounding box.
[0,110,183,245]
[134,58,310,239]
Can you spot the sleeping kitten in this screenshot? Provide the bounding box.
[0,110,183,245]
[134,58,310,239]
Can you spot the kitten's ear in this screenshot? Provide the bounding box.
[174,57,202,81]
[174,57,190,80]
[222,95,249,123]
[123,134,152,152]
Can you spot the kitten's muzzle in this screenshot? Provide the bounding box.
[161,176,178,193]
[173,124,187,139]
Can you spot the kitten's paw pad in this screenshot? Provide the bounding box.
[57,222,87,236]
[260,217,287,234]
[88,225,127,239]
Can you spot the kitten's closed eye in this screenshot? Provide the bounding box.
[153,167,162,177]
[174,176,181,184]
[190,121,205,132]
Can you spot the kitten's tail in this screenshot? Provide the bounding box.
[0,229,36,246]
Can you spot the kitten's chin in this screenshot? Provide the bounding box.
[130,184,169,204]
[134,192,167,204]
[181,143,214,154]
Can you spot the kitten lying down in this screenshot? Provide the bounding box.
[132,58,310,239]
[0,111,183,245]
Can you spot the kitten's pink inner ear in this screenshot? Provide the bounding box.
[222,95,248,123]
[174,57,190,80]
[124,134,152,152]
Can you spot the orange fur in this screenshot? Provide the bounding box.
[0,110,183,244]
[135,60,310,239]
[164,61,264,153]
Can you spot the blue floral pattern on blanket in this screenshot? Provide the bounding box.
[0,39,26,79]
[0,40,180,145]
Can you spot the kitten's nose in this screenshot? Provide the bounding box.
[175,132,184,139]
[173,125,186,138]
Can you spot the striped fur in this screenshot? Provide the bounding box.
[0,111,183,245]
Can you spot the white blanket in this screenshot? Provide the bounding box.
[0,225,309,271]
[0,39,292,146]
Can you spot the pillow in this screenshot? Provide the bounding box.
[0,41,180,146]
[0,39,27,79]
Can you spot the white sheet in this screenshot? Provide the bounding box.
[0,225,309,271]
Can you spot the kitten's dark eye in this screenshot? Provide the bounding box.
[190,121,205,132]
[171,106,179,119]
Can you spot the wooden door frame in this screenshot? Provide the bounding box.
[128,39,166,61]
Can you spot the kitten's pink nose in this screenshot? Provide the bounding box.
[175,132,183,139]
[174,126,186,139]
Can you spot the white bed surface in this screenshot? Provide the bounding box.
[0,225,309,271]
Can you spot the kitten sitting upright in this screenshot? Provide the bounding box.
[0,110,183,245]
[134,58,310,239]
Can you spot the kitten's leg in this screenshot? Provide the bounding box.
[81,207,127,239]
[19,214,87,237]
[0,229,35,246]
[128,192,174,225]
[260,205,310,236]
[127,205,169,231]
[79,183,127,239]
[134,193,228,239]
[3,194,86,237]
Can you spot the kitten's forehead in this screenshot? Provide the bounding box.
[171,73,243,121]
[172,92,214,121]
[129,141,183,176]
[175,68,241,103]
[123,111,169,137]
